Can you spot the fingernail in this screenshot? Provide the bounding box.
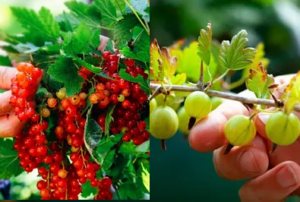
[239,150,260,173]
[276,166,298,188]
[258,113,270,124]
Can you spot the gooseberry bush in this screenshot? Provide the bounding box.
[150,22,300,152]
[0,0,149,200]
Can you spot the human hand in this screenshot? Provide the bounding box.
[0,66,42,138]
[189,74,300,202]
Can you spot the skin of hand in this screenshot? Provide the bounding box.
[0,35,109,138]
[188,74,300,202]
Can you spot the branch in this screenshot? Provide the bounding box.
[150,83,300,112]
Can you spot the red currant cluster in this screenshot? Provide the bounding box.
[10,62,42,121]
[94,177,113,200]
[10,50,149,199]
[80,51,149,145]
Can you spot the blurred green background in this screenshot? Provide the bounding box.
[151,0,300,201]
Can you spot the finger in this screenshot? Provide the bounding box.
[0,91,13,116]
[239,161,300,202]
[213,135,269,180]
[189,99,252,152]
[98,35,109,52]
[0,112,27,138]
[0,66,17,90]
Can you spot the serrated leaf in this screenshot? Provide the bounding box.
[10,7,59,43]
[65,1,100,30]
[281,72,300,115]
[94,0,119,29]
[0,56,11,66]
[113,14,139,49]
[48,56,84,97]
[246,62,274,99]
[119,69,149,94]
[198,22,212,66]
[39,7,60,39]
[170,73,186,85]
[160,47,177,79]
[150,39,163,81]
[0,139,23,179]
[242,42,270,79]
[105,105,116,136]
[74,57,102,74]
[219,30,256,70]
[81,181,97,198]
[62,22,101,56]
[121,46,148,64]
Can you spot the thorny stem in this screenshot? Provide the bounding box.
[124,0,150,35]
[150,83,300,112]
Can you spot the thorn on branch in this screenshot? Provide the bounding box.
[270,92,284,108]
[242,103,254,112]
[149,86,161,101]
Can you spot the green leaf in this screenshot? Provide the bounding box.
[245,62,274,99]
[127,0,149,22]
[119,142,137,155]
[219,30,256,70]
[74,57,102,74]
[0,139,23,179]
[11,7,60,43]
[48,56,84,97]
[84,106,104,151]
[62,22,101,56]
[39,7,60,39]
[94,0,119,29]
[119,69,149,94]
[105,105,116,136]
[81,181,97,198]
[104,39,114,52]
[0,56,11,66]
[101,149,115,172]
[65,1,100,30]
[35,87,50,100]
[141,162,149,192]
[113,14,139,49]
[281,72,300,115]
[121,46,148,64]
[135,140,149,153]
[198,22,212,66]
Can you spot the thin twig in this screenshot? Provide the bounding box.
[124,0,150,35]
[150,83,300,112]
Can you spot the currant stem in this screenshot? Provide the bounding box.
[150,83,300,112]
[160,139,166,150]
